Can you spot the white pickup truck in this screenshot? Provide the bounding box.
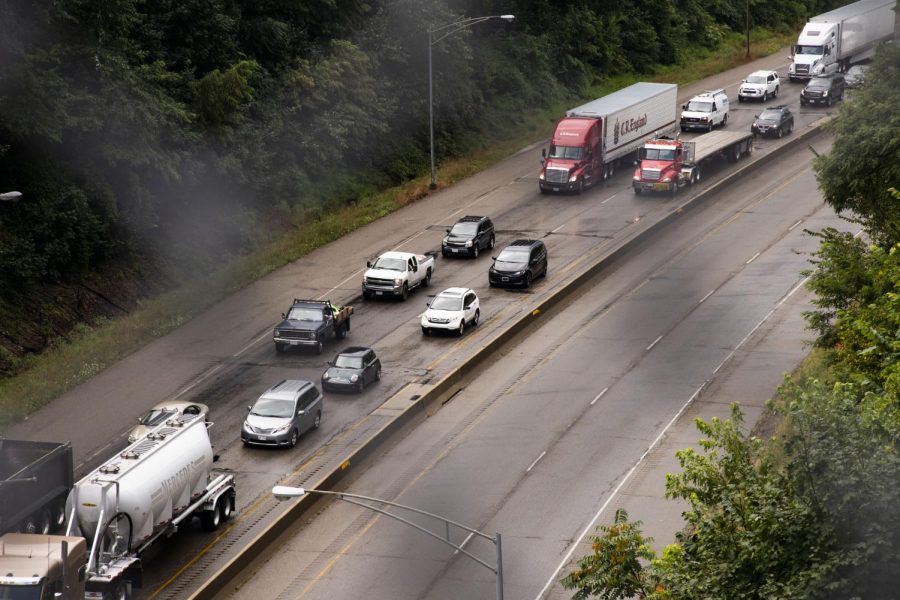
[362,251,435,300]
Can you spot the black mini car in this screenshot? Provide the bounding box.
[488,239,548,288]
[751,106,794,138]
[442,215,495,258]
[800,74,845,107]
[322,347,381,393]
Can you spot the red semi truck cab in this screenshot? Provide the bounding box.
[539,117,603,194]
[632,138,684,195]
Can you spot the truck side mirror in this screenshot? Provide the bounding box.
[445,228,450,233]
[682,104,687,110]
[281,312,286,319]
[247,405,252,411]
[366,260,372,268]
[541,148,546,158]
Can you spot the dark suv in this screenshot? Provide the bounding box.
[751,106,794,138]
[442,215,495,258]
[489,239,548,288]
[800,74,845,107]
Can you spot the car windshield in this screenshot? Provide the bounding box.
[251,398,295,417]
[0,583,44,600]
[372,257,406,271]
[796,45,823,55]
[746,75,767,84]
[548,145,584,160]
[496,248,529,265]
[450,222,478,236]
[808,77,831,86]
[759,111,782,121]
[335,355,364,369]
[685,100,713,112]
[287,307,324,321]
[430,296,463,311]
[139,409,177,426]
[642,148,676,161]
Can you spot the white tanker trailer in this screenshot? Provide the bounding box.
[62,412,235,599]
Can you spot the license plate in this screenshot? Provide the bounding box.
[452,248,459,253]
[502,277,509,282]
[654,183,668,191]
[552,187,560,192]
[289,340,302,346]
[376,291,383,295]
[257,435,268,441]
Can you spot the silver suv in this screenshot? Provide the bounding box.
[242,380,323,448]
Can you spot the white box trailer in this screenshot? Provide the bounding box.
[789,0,895,80]
[540,82,678,193]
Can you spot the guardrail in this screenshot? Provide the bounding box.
[187,116,831,599]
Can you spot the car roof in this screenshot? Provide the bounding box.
[260,379,313,401]
[336,346,372,357]
[748,70,776,77]
[378,251,414,260]
[761,105,789,112]
[505,239,542,249]
[457,215,488,223]
[437,287,471,297]
[148,400,209,413]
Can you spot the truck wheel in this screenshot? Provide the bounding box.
[201,502,222,531]
[633,188,642,196]
[423,269,432,286]
[336,320,348,339]
[707,122,713,132]
[275,343,286,354]
[722,113,728,126]
[356,381,364,393]
[774,86,779,98]
[401,283,409,301]
[363,290,373,300]
[221,495,233,521]
[524,272,533,288]
[422,327,430,336]
[607,161,615,178]
[489,235,495,249]
[52,500,67,530]
[576,180,584,194]
[670,183,678,197]
[21,510,51,535]
[375,365,381,381]
[694,168,702,184]
[315,339,324,354]
[777,126,783,139]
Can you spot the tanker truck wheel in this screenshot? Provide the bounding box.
[201,501,223,531]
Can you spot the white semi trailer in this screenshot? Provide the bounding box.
[788,0,895,81]
[0,413,235,600]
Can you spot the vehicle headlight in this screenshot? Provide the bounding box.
[323,372,330,380]
[394,277,403,285]
[465,240,473,247]
[513,271,524,276]
[442,236,449,244]
[822,90,828,96]
[568,173,578,182]
[350,374,359,383]
[274,423,291,434]
[243,421,253,432]
[539,172,545,180]
[661,175,671,182]
[274,329,283,336]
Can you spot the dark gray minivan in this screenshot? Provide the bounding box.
[241,380,323,448]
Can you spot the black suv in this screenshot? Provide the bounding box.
[800,74,845,107]
[489,239,548,288]
[751,106,794,138]
[442,215,495,258]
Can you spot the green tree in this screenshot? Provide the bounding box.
[814,43,900,246]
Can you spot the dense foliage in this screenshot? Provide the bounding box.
[563,40,900,599]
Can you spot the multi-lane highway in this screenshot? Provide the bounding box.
[4,48,843,599]
[220,129,844,600]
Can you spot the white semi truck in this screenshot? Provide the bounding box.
[0,413,235,600]
[788,0,895,81]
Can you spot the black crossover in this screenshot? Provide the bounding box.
[488,239,548,288]
[442,215,496,258]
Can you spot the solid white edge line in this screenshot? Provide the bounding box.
[534,380,708,600]
[646,335,663,351]
[526,451,547,473]
[788,219,803,231]
[746,251,761,264]
[590,387,609,406]
[699,289,715,304]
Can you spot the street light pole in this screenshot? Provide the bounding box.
[273,485,504,599]
[428,14,515,190]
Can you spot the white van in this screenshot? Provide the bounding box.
[680,89,729,132]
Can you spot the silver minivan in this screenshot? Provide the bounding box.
[241,380,323,448]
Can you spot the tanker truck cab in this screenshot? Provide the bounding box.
[539,117,601,194]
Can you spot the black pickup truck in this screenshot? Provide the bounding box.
[0,439,74,534]
[273,299,353,354]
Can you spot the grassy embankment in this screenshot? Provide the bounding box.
[0,29,797,429]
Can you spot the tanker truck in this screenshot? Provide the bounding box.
[788,0,895,81]
[0,412,235,600]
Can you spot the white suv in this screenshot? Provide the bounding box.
[680,89,729,132]
[421,288,480,336]
[738,70,780,102]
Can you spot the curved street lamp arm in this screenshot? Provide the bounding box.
[429,15,512,45]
